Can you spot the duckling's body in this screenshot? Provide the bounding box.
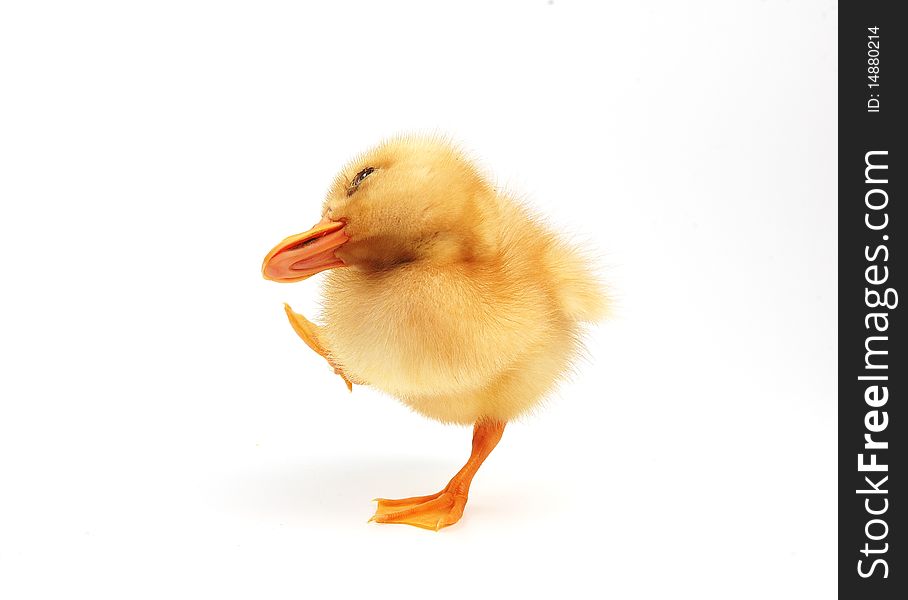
[321,200,602,424]
[263,136,605,529]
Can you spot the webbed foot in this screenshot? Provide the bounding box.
[371,490,467,531]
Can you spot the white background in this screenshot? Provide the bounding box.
[0,1,837,598]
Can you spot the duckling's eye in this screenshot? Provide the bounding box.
[347,167,375,196]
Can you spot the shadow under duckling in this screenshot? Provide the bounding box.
[262,135,606,530]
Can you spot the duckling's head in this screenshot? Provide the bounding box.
[263,136,495,282]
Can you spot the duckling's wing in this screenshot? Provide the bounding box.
[283,303,353,392]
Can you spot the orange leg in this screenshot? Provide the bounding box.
[370,420,506,531]
[283,303,353,391]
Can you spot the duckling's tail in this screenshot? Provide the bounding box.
[546,243,609,323]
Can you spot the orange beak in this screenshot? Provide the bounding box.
[262,218,350,282]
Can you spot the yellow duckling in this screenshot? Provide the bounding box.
[262,136,606,530]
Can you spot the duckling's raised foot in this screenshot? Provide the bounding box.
[369,420,505,531]
[370,491,467,531]
[283,303,353,392]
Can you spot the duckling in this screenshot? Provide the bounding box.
[262,136,606,530]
